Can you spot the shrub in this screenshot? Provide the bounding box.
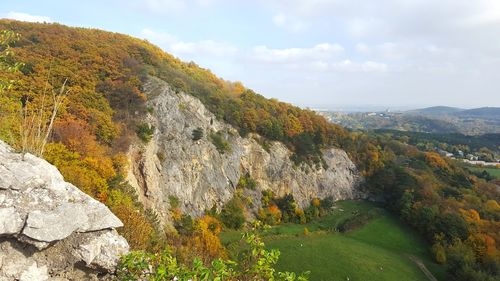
[258,205,282,226]
[210,131,231,154]
[432,243,447,264]
[171,77,189,93]
[169,195,180,208]
[192,127,204,141]
[237,173,256,190]
[117,225,310,280]
[174,214,194,235]
[136,123,154,143]
[303,227,310,236]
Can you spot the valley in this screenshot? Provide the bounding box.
[222,200,446,281]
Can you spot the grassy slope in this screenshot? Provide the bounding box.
[222,201,447,281]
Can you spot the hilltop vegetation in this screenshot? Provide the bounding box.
[0,20,498,280]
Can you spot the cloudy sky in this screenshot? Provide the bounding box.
[2,1,500,110]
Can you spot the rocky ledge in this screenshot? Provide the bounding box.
[0,141,129,280]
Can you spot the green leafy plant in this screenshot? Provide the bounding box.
[136,123,155,143]
[237,173,256,190]
[117,221,309,281]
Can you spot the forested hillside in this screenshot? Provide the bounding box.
[0,20,498,281]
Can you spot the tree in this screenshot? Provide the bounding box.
[219,197,246,229]
[189,215,226,262]
[275,194,297,223]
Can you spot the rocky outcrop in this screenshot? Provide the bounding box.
[0,141,129,280]
[127,77,361,221]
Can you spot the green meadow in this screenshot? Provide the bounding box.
[221,200,447,281]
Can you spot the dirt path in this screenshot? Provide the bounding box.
[408,255,438,281]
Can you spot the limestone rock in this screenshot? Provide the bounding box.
[127,77,362,222]
[0,141,129,280]
[73,230,130,272]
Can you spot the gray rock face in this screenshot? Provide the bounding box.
[0,141,129,280]
[127,77,361,222]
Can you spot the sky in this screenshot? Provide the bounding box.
[1,0,500,110]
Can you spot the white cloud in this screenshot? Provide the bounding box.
[331,60,388,73]
[5,12,52,23]
[139,0,500,107]
[141,28,237,58]
[170,40,237,57]
[304,59,388,73]
[141,28,386,76]
[252,43,344,63]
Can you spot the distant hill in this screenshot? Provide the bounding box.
[407,106,500,120]
[407,106,464,116]
[456,107,500,120]
[322,106,500,135]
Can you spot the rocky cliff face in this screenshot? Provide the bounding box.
[127,77,361,222]
[0,141,129,281]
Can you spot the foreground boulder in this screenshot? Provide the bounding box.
[0,141,129,280]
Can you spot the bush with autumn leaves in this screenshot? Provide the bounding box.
[364,133,499,281]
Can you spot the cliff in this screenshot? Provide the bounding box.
[0,141,129,281]
[127,77,361,222]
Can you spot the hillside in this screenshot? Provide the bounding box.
[1,20,499,281]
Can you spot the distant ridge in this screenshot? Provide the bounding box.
[457,107,500,120]
[323,105,500,135]
[406,106,500,119]
[406,106,464,116]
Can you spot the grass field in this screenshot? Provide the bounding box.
[221,200,447,281]
[466,166,500,178]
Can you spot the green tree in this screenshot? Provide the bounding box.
[219,197,246,230]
